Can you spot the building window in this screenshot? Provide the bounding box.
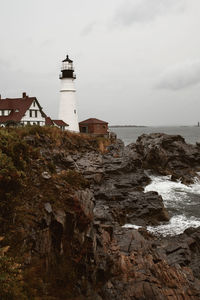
[37,121,40,125]
[29,110,32,117]
[74,109,76,114]
[81,126,87,133]
[35,110,37,118]
[2,110,4,116]
[33,101,36,107]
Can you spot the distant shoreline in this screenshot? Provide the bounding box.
[109,125,200,128]
[109,125,147,128]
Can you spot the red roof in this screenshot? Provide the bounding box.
[0,96,68,128]
[53,120,68,126]
[45,116,54,126]
[0,97,36,123]
[79,118,108,125]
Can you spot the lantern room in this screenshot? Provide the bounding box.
[60,55,76,79]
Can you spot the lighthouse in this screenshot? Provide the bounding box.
[58,55,79,132]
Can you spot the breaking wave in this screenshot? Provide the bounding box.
[145,174,200,236]
[123,175,200,236]
[147,215,200,237]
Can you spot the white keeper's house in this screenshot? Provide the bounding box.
[0,92,68,130]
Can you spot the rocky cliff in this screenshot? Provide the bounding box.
[1,127,200,299]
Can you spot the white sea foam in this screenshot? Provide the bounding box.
[144,174,200,236]
[144,175,200,212]
[122,175,200,236]
[122,224,142,229]
[145,175,200,205]
[147,215,200,237]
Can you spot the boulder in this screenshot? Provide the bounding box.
[127,133,200,183]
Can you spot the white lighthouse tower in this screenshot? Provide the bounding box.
[58,54,79,132]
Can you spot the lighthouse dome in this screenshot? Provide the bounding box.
[62,55,73,63]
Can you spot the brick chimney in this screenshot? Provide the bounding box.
[22,92,26,98]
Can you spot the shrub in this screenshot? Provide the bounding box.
[60,170,89,189]
[0,238,27,300]
[0,151,23,191]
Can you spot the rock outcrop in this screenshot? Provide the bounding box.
[1,128,200,299]
[128,133,200,183]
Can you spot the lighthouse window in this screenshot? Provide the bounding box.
[74,109,76,114]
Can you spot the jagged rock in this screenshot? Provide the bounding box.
[54,209,66,226]
[75,189,95,220]
[3,128,200,299]
[44,202,52,213]
[42,171,51,179]
[97,227,200,300]
[130,133,200,183]
[94,191,169,226]
[162,227,200,278]
[109,131,117,142]
[106,139,125,156]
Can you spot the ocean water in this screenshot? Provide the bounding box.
[111,126,200,146]
[116,126,200,236]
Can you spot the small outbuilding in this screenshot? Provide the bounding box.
[45,117,68,131]
[79,118,109,137]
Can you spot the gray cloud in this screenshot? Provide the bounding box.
[0,58,11,70]
[40,39,55,48]
[114,0,186,26]
[80,21,97,36]
[0,0,200,126]
[156,60,200,90]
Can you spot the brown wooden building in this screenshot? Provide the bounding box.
[79,118,109,136]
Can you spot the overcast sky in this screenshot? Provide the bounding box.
[0,0,200,126]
